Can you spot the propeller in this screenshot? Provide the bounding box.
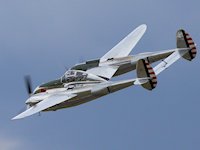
[24,75,33,95]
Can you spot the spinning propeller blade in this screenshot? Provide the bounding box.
[24,75,32,95]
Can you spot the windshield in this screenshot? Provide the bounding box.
[61,70,88,83]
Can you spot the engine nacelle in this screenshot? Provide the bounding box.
[91,84,109,96]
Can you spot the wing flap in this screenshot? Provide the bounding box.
[103,78,149,93]
[12,93,77,120]
[86,65,119,80]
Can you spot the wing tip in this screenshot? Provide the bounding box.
[139,24,147,31]
[11,111,27,120]
[11,117,19,120]
[11,115,23,120]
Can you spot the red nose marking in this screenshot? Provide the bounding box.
[40,88,46,92]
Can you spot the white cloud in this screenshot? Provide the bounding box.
[0,128,35,150]
[0,136,24,150]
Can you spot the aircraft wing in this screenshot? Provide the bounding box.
[86,65,119,80]
[100,24,147,62]
[12,93,77,120]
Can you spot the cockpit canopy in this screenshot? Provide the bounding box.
[35,70,106,94]
[61,70,88,83]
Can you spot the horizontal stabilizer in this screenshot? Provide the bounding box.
[154,48,189,75]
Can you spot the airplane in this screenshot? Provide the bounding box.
[12,24,197,120]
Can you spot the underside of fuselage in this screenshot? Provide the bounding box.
[43,85,110,111]
[44,94,103,111]
[44,77,137,111]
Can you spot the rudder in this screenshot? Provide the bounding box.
[136,59,157,90]
[176,29,197,61]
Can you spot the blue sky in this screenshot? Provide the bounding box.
[0,0,199,150]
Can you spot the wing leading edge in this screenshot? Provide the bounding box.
[12,93,77,120]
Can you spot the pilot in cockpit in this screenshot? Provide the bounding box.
[61,70,88,83]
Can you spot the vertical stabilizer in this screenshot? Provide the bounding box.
[136,59,157,90]
[177,29,197,61]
